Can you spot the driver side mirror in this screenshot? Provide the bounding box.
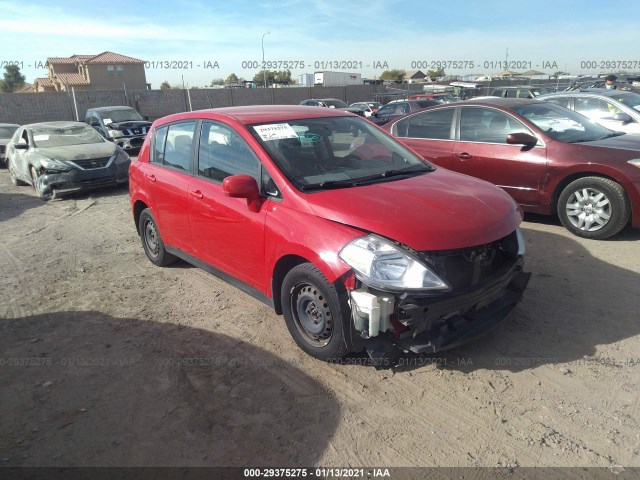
[612,112,633,124]
[223,174,262,213]
[507,132,538,148]
[90,121,101,127]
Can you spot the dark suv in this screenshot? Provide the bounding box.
[85,106,152,151]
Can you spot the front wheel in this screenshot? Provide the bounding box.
[138,208,177,266]
[30,166,50,200]
[557,176,630,239]
[281,263,350,360]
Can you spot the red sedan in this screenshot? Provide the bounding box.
[384,98,640,239]
[130,106,529,363]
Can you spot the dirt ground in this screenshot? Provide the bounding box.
[1,165,640,471]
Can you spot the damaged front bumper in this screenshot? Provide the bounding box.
[35,159,130,200]
[348,261,531,359]
[111,134,146,151]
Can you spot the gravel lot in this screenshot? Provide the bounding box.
[1,166,639,471]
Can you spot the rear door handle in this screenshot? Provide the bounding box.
[145,173,156,182]
[190,190,204,199]
[456,152,472,160]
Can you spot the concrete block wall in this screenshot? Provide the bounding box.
[1,84,392,125]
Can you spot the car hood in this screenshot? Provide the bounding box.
[580,133,640,151]
[106,120,152,130]
[303,168,521,251]
[34,142,117,161]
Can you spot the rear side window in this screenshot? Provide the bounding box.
[543,97,571,108]
[394,108,454,140]
[197,122,259,182]
[152,122,196,170]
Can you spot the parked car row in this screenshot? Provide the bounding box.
[5,88,640,364]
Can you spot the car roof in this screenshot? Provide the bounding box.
[543,88,636,98]
[87,106,135,111]
[492,85,542,89]
[23,121,89,129]
[159,105,356,125]
[462,97,538,107]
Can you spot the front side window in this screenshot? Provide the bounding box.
[152,122,196,170]
[198,122,259,182]
[394,108,454,140]
[460,107,533,143]
[512,103,617,143]
[250,116,432,191]
[575,97,621,119]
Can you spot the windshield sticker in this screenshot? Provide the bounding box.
[299,132,323,144]
[33,134,50,141]
[102,118,112,125]
[253,123,298,141]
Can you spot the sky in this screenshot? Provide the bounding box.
[0,0,638,88]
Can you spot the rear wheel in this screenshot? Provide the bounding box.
[138,208,177,266]
[557,176,630,239]
[281,263,349,360]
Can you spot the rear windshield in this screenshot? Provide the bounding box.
[0,126,18,137]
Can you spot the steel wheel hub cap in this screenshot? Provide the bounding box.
[293,284,332,345]
[566,188,611,232]
[145,221,159,255]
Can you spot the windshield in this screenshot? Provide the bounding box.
[613,93,640,111]
[511,103,617,143]
[32,125,106,148]
[100,108,144,123]
[322,99,349,108]
[0,126,18,138]
[249,116,433,190]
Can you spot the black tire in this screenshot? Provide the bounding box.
[281,263,350,360]
[557,176,630,240]
[8,159,27,186]
[138,208,177,266]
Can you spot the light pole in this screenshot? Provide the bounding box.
[261,31,270,88]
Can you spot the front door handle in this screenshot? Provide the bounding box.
[456,152,472,160]
[145,173,156,182]
[190,190,204,199]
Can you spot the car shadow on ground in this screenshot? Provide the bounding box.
[391,227,640,373]
[0,191,46,223]
[523,212,640,241]
[0,311,340,467]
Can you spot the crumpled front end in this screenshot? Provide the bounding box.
[345,228,531,360]
[34,152,130,200]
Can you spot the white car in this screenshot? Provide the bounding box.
[538,89,640,134]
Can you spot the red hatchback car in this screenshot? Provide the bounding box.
[130,106,530,362]
[384,98,640,239]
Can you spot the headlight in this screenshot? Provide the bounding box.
[114,149,130,164]
[108,129,124,139]
[339,235,450,291]
[39,157,71,172]
[628,159,640,168]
